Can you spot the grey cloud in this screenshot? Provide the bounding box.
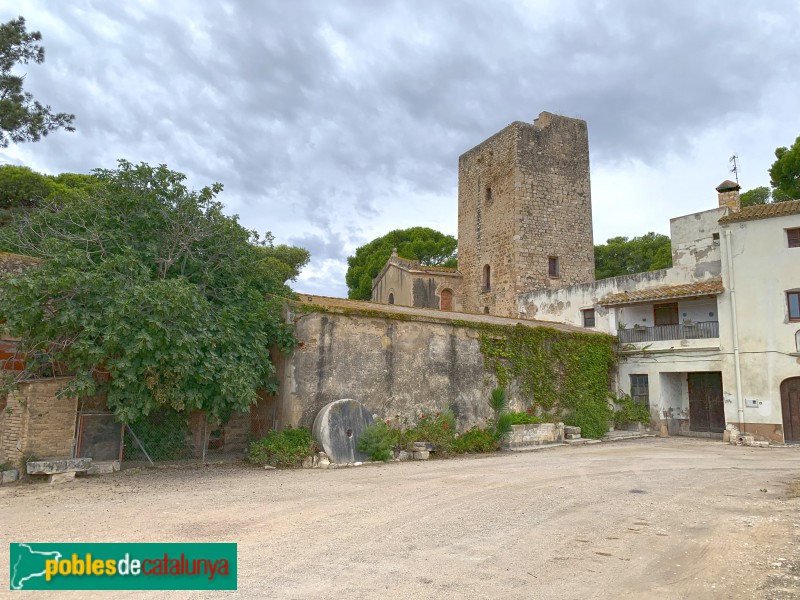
[3,0,799,297]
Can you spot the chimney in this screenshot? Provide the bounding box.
[716,180,741,212]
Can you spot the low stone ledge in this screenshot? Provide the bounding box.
[502,423,564,449]
[1,469,20,484]
[27,458,92,475]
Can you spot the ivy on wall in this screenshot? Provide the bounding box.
[458,321,617,438]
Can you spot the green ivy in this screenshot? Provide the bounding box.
[458,322,617,439]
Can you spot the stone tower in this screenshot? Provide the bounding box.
[457,112,595,317]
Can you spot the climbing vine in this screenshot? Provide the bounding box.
[456,321,617,439]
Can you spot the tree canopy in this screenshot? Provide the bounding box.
[770,134,800,200]
[345,227,457,300]
[0,16,75,147]
[594,232,672,280]
[0,161,306,424]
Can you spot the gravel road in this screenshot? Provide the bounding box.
[2,437,799,599]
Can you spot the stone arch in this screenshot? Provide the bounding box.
[440,288,454,311]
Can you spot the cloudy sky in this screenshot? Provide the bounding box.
[3,1,799,296]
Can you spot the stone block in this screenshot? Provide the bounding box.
[412,451,430,460]
[396,450,410,461]
[86,461,119,475]
[27,458,92,475]
[302,456,314,469]
[1,469,19,483]
[564,426,581,436]
[409,441,433,452]
[48,472,76,484]
[317,453,331,469]
[565,433,581,440]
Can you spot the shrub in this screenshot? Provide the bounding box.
[404,410,457,453]
[453,427,498,453]
[507,412,542,425]
[357,422,396,461]
[612,394,651,428]
[248,427,316,468]
[565,405,612,439]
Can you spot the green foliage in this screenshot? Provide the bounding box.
[740,186,771,207]
[0,460,11,471]
[452,427,498,453]
[507,411,542,425]
[345,227,457,300]
[0,160,306,424]
[356,421,396,461]
[123,409,190,461]
[403,409,457,453]
[769,135,800,200]
[257,244,310,283]
[248,427,316,468]
[0,17,75,147]
[494,412,514,438]
[469,322,616,439]
[488,387,508,415]
[594,232,672,280]
[611,394,651,428]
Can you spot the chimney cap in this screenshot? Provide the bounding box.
[716,180,741,192]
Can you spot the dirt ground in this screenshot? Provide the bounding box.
[2,437,800,599]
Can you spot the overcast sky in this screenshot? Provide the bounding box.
[3,1,799,297]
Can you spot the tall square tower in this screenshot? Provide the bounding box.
[457,112,595,317]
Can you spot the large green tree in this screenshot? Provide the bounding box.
[345,227,457,300]
[770,135,800,200]
[0,17,75,147]
[594,232,672,280]
[0,161,304,424]
[0,164,97,225]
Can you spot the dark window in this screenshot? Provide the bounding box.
[548,256,560,278]
[630,374,650,409]
[582,308,595,328]
[788,228,800,248]
[484,307,490,314]
[485,187,492,203]
[712,232,720,243]
[789,291,800,321]
[388,293,394,305]
[483,264,491,291]
[654,302,679,326]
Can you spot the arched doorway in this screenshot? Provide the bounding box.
[440,288,453,311]
[781,377,800,442]
[388,292,395,305]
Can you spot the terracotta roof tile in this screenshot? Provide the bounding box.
[598,278,724,306]
[719,199,800,224]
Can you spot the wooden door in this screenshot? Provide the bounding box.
[781,378,800,442]
[440,289,453,311]
[688,372,725,433]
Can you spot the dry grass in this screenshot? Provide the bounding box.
[787,479,800,498]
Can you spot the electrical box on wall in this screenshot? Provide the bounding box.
[745,398,760,408]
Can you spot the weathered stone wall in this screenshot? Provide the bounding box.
[0,378,77,464]
[458,112,595,318]
[503,423,564,448]
[277,310,497,432]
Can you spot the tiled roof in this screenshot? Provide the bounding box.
[416,264,458,274]
[598,278,724,306]
[719,199,800,224]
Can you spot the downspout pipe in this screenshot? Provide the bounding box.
[725,229,745,431]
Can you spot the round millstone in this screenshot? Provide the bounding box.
[312,399,375,465]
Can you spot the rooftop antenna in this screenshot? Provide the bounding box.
[729,154,740,185]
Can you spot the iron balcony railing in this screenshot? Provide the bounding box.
[618,320,719,343]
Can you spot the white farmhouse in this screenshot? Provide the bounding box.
[519,184,800,443]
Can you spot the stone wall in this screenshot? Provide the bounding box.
[276,301,609,433]
[458,112,595,318]
[0,378,77,464]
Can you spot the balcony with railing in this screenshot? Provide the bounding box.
[618,321,719,343]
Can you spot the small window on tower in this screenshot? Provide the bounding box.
[483,264,491,291]
[548,256,560,278]
[485,187,492,203]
